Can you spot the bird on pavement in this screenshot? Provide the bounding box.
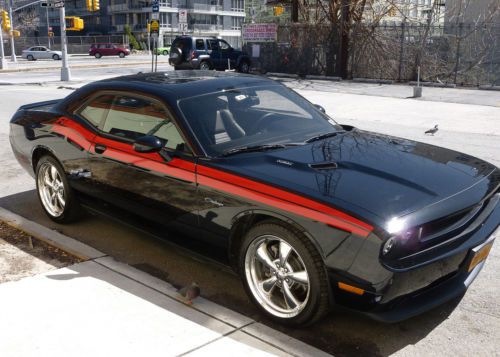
[177,282,200,305]
[425,125,439,135]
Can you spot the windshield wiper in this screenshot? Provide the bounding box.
[304,130,346,143]
[222,143,300,157]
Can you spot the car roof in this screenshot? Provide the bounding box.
[90,71,275,101]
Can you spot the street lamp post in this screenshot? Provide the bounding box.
[59,4,71,81]
[8,0,16,62]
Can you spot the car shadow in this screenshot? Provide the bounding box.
[0,190,463,356]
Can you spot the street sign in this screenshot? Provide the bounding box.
[178,9,187,24]
[41,1,64,8]
[150,19,159,34]
[151,12,159,20]
[179,22,188,32]
[152,0,159,13]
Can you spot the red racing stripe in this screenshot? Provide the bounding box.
[52,121,372,237]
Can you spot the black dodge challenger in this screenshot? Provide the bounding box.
[9,71,500,325]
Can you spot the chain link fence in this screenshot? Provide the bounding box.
[247,23,500,86]
[3,35,128,56]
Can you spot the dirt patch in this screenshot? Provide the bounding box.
[0,221,82,283]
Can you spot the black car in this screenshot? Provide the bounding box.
[169,36,250,73]
[9,72,500,326]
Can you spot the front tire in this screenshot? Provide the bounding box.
[118,52,125,58]
[36,156,81,223]
[238,61,250,73]
[162,50,168,55]
[239,221,330,326]
[95,52,102,59]
[52,54,60,60]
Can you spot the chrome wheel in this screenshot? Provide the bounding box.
[245,235,310,318]
[37,162,66,217]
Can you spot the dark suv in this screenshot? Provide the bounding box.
[169,36,250,73]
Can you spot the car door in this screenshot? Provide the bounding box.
[38,47,49,59]
[207,39,221,69]
[218,40,236,69]
[76,91,199,232]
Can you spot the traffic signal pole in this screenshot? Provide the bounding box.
[8,0,16,62]
[59,4,71,81]
[0,27,7,69]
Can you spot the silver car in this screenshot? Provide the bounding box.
[22,46,62,61]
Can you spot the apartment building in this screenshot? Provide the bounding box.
[107,0,245,47]
[365,0,446,25]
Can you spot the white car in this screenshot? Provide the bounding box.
[22,46,62,61]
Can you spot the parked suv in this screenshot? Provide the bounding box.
[89,43,130,58]
[169,36,250,73]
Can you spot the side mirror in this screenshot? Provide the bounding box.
[314,104,326,113]
[133,135,163,153]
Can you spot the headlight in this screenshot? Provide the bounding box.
[382,236,396,255]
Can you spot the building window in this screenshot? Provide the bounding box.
[160,13,172,27]
[159,0,172,6]
[231,16,242,30]
[231,0,244,12]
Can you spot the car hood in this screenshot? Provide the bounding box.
[215,129,499,230]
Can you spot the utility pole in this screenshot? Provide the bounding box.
[46,6,50,48]
[8,0,16,62]
[59,3,71,81]
[0,26,7,69]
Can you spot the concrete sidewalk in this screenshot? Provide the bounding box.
[0,209,330,357]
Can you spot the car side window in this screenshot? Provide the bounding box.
[219,40,230,50]
[207,39,219,51]
[101,95,187,151]
[195,39,205,50]
[106,44,112,49]
[78,94,115,127]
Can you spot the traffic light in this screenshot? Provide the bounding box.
[92,0,100,12]
[1,10,11,31]
[65,16,84,31]
[273,6,284,17]
[11,30,20,37]
[86,0,93,11]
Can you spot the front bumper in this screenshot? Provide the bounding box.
[329,195,500,322]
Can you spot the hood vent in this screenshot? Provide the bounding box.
[309,162,338,170]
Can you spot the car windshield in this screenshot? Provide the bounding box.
[178,84,342,157]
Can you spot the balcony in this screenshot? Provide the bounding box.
[192,24,223,32]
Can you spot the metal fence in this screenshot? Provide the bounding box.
[246,23,500,86]
[3,35,129,56]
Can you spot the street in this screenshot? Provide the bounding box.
[0,67,499,356]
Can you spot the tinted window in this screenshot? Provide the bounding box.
[178,85,340,156]
[207,39,219,50]
[195,39,205,50]
[79,94,114,127]
[219,40,230,50]
[101,95,186,151]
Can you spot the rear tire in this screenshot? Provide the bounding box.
[35,155,82,223]
[239,221,330,326]
[199,61,210,71]
[95,52,102,59]
[27,54,34,61]
[162,50,168,55]
[238,60,250,73]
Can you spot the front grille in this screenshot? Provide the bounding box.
[383,192,500,270]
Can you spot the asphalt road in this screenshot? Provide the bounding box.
[1,76,499,356]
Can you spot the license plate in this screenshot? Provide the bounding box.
[468,239,495,272]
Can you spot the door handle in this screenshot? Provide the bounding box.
[94,144,107,154]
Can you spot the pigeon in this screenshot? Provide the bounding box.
[425,124,439,135]
[177,282,200,305]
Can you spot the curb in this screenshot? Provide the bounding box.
[0,206,331,356]
[352,78,394,84]
[478,85,500,91]
[266,72,299,79]
[409,81,456,88]
[305,75,342,81]
[0,207,105,260]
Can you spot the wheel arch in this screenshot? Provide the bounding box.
[227,209,323,272]
[31,145,59,173]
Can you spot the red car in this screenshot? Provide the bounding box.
[89,43,130,58]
